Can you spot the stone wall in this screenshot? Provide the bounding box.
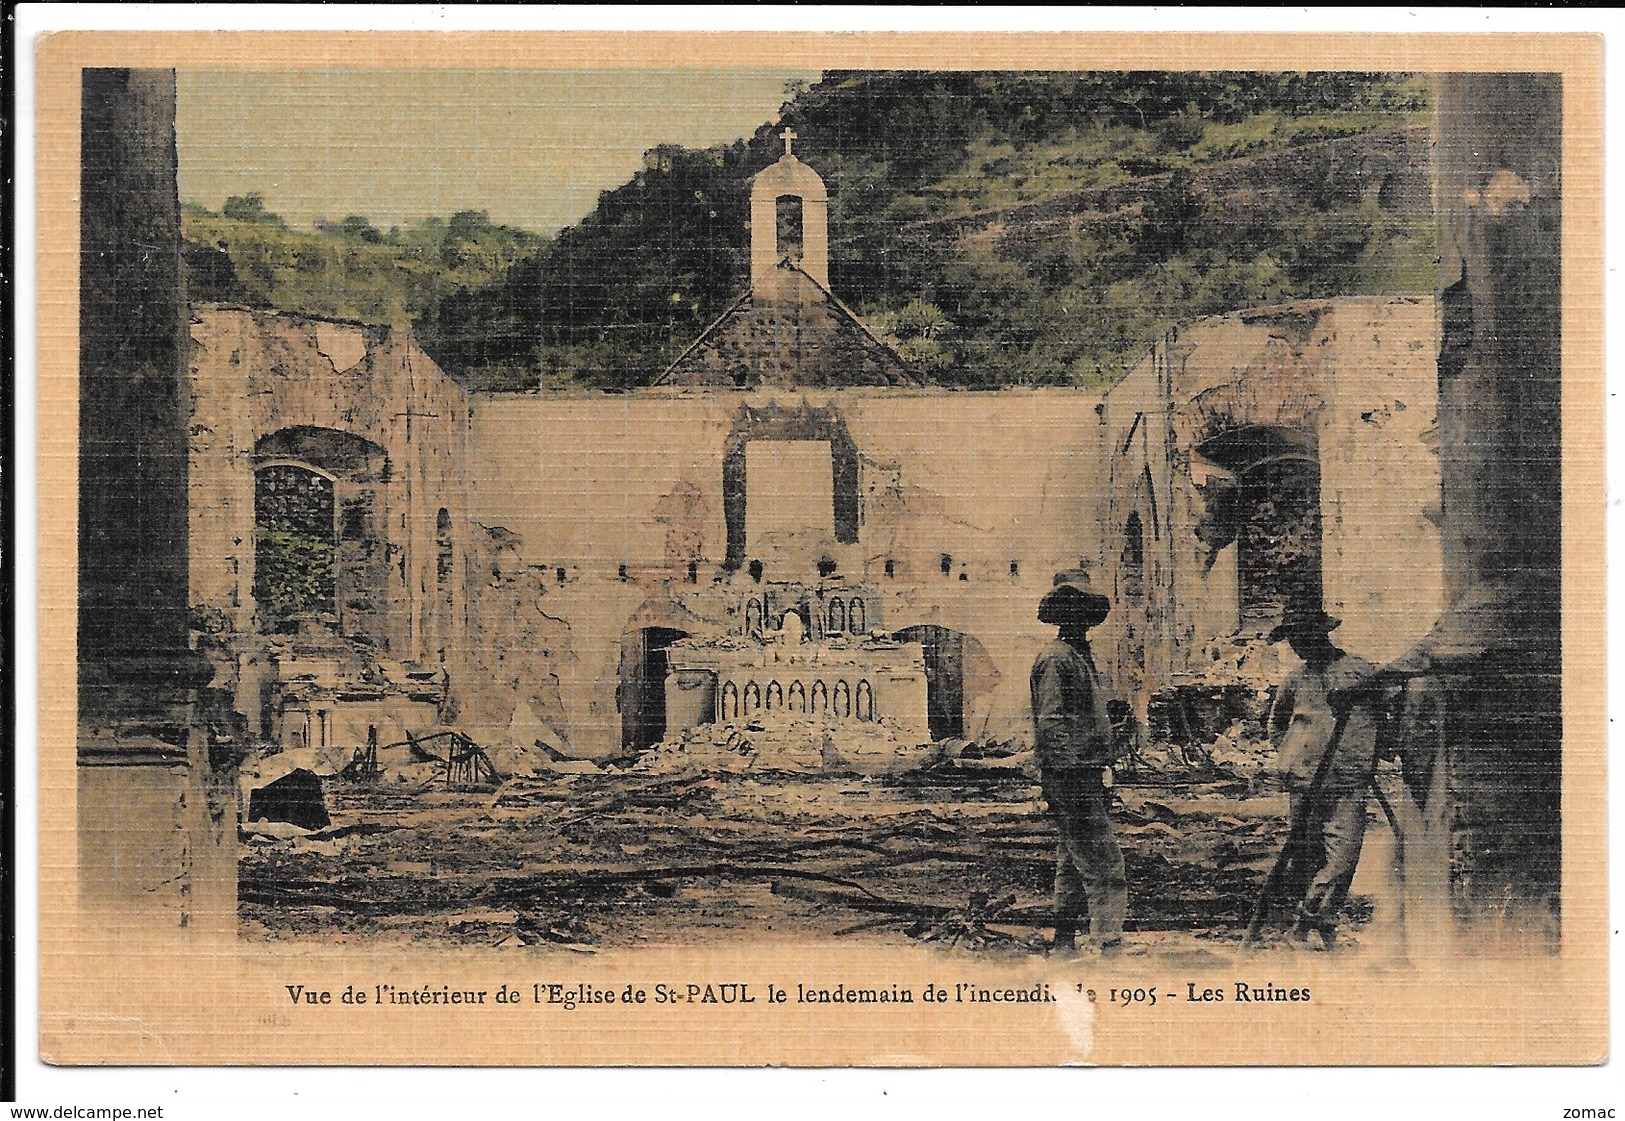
[467,388,1110,757]
[1095,295,1442,714]
[187,306,472,746]
[186,296,1446,771]
[659,270,916,389]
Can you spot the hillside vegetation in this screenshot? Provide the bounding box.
[184,71,1434,391]
[183,196,546,326]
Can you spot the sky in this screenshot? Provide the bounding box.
[176,67,819,235]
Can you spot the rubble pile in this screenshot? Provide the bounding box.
[1130,632,1286,784]
[1200,720,1274,782]
[1196,631,1292,688]
[636,717,936,776]
[239,759,1322,952]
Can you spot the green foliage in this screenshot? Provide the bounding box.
[582,70,1431,391]
[417,143,756,391]
[190,71,1435,391]
[255,530,336,620]
[253,466,336,620]
[181,204,547,331]
[869,299,957,376]
[316,215,386,244]
[221,192,286,226]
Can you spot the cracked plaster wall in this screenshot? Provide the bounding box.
[469,389,1111,756]
[187,306,472,741]
[1097,295,1442,712]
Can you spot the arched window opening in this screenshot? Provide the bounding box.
[744,681,762,712]
[827,597,846,634]
[811,680,829,714]
[254,427,390,645]
[848,597,867,634]
[436,508,454,584]
[722,404,860,572]
[1236,458,1322,630]
[721,681,740,721]
[788,680,807,713]
[254,463,336,630]
[766,681,783,710]
[833,680,852,718]
[1122,510,1146,607]
[855,680,874,722]
[1194,426,1323,634]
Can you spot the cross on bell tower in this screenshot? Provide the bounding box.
[779,126,797,157]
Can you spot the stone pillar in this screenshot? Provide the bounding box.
[77,69,234,929]
[79,69,193,659]
[1402,74,1563,948]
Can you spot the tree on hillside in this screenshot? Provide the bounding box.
[221,192,286,227]
[317,215,386,243]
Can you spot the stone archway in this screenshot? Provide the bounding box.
[618,625,691,753]
[1193,424,1323,631]
[891,625,1000,741]
[721,402,860,572]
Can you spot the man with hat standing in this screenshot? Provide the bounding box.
[1264,606,1379,947]
[1031,569,1127,953]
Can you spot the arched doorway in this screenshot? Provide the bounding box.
[618,626,690,753]
[891,625,1000,741]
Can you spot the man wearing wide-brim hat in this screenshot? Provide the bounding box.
[1031,569,1127,953]
[1263,604,1380,948]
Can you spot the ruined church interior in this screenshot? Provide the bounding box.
[76,69,1564,957]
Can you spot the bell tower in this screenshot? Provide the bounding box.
[749,127,830,300]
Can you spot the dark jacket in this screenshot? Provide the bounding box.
[1030,639,1116,771]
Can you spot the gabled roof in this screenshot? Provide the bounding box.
[653,264,918,389]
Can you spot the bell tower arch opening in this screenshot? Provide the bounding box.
[775,195,805,263]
